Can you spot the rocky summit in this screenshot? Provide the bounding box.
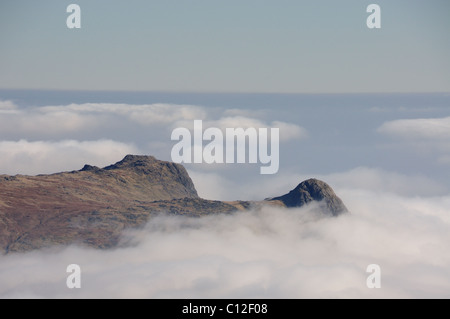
[269,178,348,216]
[0,155,348,254]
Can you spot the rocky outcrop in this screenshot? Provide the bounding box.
[268,178,348,216]
[0,155,199,253]
[0,156,348,253]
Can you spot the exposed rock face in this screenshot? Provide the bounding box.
[0,156,348,254]
[0,155,198,253]
[269,178,348,216]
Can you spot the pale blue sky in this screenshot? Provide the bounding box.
[0,0,449,93]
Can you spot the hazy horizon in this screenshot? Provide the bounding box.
[1,1,449,93]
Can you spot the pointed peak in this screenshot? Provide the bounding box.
[270,178,348,216]
[80,164,100,172]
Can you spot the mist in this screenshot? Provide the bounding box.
[1,187,449,298]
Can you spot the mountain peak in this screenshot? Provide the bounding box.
[0,156,348,253]
[104,155,158,170]
[80,164,100,172]
[269,178,348,216]
[101,155,198,198]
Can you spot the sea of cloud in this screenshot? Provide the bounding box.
[0,100,305,175]
[0,100,449,298]
[378,116,450,140]
[378,116,450,171]
[0,184,449,298]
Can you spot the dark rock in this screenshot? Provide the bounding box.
[269,178,348,216]
[0,156,348,254]
[81,164,100,172]
[104,154,158,170]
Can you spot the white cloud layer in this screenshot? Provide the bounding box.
[0,102,207,137]
[0,101,305,143]
[378,117,450,140]
[0,101,306,176]
[0,100,449,298]
[0,100,17,112]
[200,117,307,142]
[0,140,139,175]
[43,103,208,125]
[0,191,449,298]
[377,116,450,168]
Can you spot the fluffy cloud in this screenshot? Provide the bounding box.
[378,117,450,140]
[40,103,208,125]
[0,102,306,176]
[210,117,306,142]
[0,191,449,298]
[171,116,306,143]
[377,116,450,168]
[0,102,305,145]
[0,100,17,112]
[0,140,139,175]
[0,102,207,137]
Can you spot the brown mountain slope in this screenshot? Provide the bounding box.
[0,155,201,253]
[0,155,347,254]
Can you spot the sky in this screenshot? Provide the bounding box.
[1,0,450,93]
[0,1,450,299]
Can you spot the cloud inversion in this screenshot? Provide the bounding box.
[0,189,449,298]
